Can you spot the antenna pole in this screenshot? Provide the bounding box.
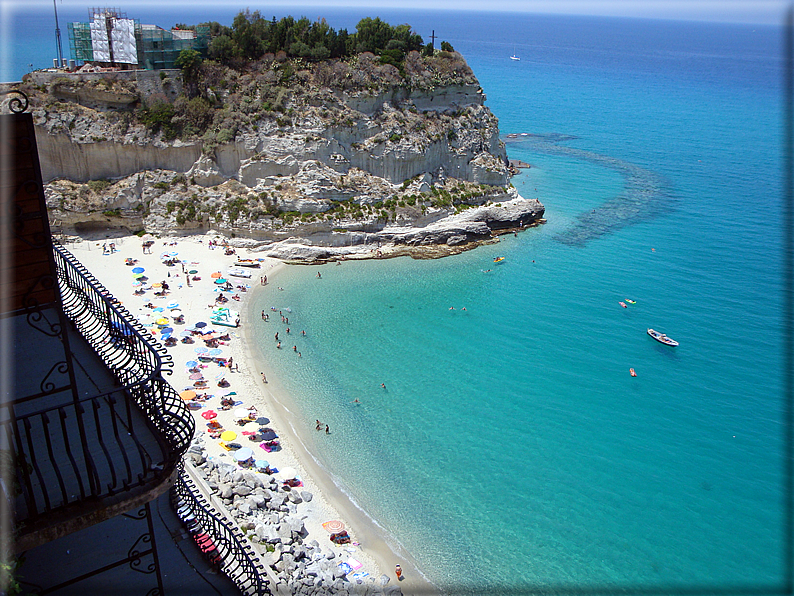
[53,0,64,66]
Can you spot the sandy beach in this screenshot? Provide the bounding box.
[66,232,434,595]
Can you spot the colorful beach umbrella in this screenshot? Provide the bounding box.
[211,272,222,279]
[132,267,145,274]
[155,318,168,326]
[195,347,208,354]
[152,283,162,288]
[255,459,269,469]
[167,302,179,309]
[214,278,227,284]
[220,430,237,442]
[201,410,217,420]
[195,322,207,328]
[189,372,203,380]
[132,272,144,278]
[153,307,164,313]
[179,390,196,400]
[189,269,198,274]
[208,348,222,356]
[322,520,345,533]
[234,447,254,461]
[185,360,198,367]
[259,429,277,441]
[160,327,174,334]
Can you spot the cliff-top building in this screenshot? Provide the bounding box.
[67,8,208,70]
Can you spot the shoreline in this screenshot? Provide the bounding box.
[64,232,437,595]
[240,264,437,595]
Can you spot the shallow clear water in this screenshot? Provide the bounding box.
[248,13,787,594]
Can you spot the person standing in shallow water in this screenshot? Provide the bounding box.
[325,424,330,434]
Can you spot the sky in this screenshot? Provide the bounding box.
[2,0,791,25]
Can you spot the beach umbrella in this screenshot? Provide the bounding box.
[152,283,162,288]
[322,520,345,533]
[215,278,227,285]
[234,408,252,419]
[153,307,164,313]
[211,271,222,279]
[195,347,208,354]
[234,447,254,462]
[189,269,198,274]
[220,430,237,442]
[132,267,145,274]
[208,348,222,356]
[255,459,269,469]
[185,360,198,367]
[215,371,227,381]
[161,327,174,334]
[280,467,297,480]
[132,281,143,287]
[155,318,168,326]
[170,309,182,316]
[167,301,179,309]
[180,331,193,338]
[195,322,207,328]
[179,390,196,400]
[259,429,277,441]
[201,333,216,340]
[189,372,203,380]
[161,333,171,340]
[132,272,144,279]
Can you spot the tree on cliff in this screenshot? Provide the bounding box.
[175,49,202,98]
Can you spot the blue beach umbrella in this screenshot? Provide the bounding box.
[255,459,269,469]
[195,347,208,354]
[160,327,174,334]
[195,322,207,328]
[208,348,222,356]
[161,333,171,340]
[132,267,145,274]
[186,360,198,367]
[167,301,179,309]
[180,331,193,338]
[153,307,164,313]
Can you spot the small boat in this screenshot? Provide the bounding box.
[619,302,627,308]
[511,45,520,61]
[493,256,505,263]
[647,328,678,346]
[227,267,252,278]
[236,259,261,268]
[626,299,636,304]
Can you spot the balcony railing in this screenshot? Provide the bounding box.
[53,245,194,454]
[9,246,194,540]
[172,465,268,595]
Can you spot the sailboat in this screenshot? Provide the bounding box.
[510,45,520,61]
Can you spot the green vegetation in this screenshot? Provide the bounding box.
[200,12,423,68]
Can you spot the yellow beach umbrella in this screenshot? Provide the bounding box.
[179,390,196,400]
[220,430,237,442]
[156,318,169,326]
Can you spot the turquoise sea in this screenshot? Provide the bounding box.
[8,6,790,594]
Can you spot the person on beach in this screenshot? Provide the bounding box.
[277,342,281,349]
[396,564,402,580]
[293,345,297,352]
[317,271,321,278]
[298,352,301,358]
[301,330,306,336]
[275,332,279,341]
[262,310,265,320]
[325,425,329,434]
[261,372,267,383]
[286,328,290,334]
[316,420,322,431]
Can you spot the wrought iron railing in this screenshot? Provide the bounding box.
[9,246,195,533]
[53,245,194,455]
[172,466,269,595]
[10,387,171,524]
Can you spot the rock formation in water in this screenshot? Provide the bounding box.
[18,44,544,260]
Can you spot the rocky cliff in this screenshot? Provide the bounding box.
[19,49,544,260]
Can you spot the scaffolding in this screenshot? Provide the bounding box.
[66,8,209,70]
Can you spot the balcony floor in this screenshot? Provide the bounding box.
[16,490,241,596]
